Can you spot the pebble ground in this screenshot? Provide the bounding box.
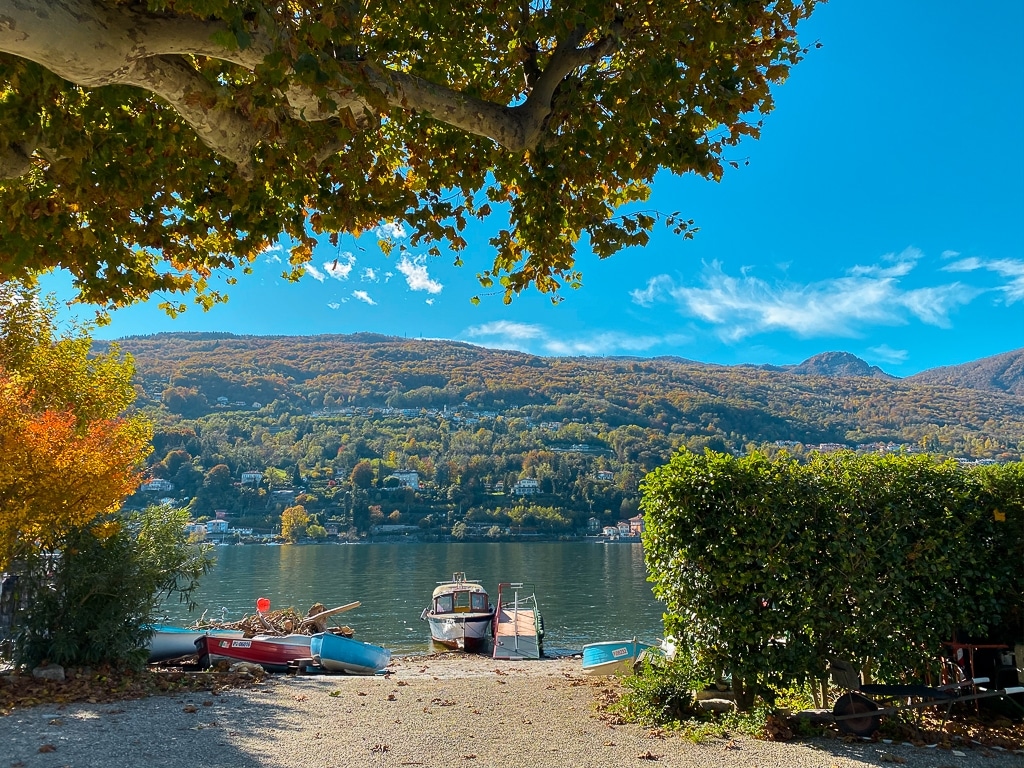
[2,654,1022,768]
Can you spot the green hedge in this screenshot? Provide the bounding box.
[640,450,1023,710]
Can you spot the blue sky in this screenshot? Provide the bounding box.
[47,0,1023,376]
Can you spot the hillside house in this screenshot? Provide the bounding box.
[240,471,263,485]
[388,470,420,489]
[140,478,174,493]
[206,519,228,534]
[512,478,540,496]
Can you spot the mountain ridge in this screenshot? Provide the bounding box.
[105,332,1022,392]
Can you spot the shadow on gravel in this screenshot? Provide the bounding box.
[0,678,297,768]
[802,736,1024,767]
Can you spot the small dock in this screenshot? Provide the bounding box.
[492,583,542,660]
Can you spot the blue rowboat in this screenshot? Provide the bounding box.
[581,637,656,676]
[310,632,392,675]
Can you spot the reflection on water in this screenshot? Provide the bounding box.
[159,541,665,654]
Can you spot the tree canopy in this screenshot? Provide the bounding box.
[0,283,152,570]
[0,0,817,313]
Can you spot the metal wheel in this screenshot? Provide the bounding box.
[833,691,882,736]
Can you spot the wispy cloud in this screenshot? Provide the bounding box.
[465,321,683,356]
[848,247,921,278]
[323,253,356,280]
[304,263,326,283]
[396,255,443,294]
[352,290,376,306]
[543,332,665,356]
[327,302,340,310]
[376,222,408,239]
[867,344,908,364]
[264,245,284,265]
[631,251,981,341]
[467,321,545,341]
[942,256,1024,303]
[362,267,379,282]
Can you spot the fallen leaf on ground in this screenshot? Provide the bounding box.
[879,753,906,764]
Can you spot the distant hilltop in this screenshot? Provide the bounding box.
[746,351,895,380]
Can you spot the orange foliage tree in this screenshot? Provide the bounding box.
[0,283,152,570]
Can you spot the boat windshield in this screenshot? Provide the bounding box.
[471,592,488,612]
[435,594,454,613]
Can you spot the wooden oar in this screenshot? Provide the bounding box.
[299,601,361,626]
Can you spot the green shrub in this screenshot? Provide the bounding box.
[611,658,697,726]
[11,505,213,670]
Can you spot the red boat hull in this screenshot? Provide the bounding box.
[196,634,312,672]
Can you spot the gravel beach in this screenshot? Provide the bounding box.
[3,653,1022,768]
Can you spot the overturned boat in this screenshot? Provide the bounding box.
[195,633,313,672]
[310,632,391,675]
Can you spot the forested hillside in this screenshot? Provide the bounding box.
[102,333,1024,538]
[906,348,1024,396]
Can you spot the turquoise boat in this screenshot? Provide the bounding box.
[310,632,391,675]
[581,637,656,675]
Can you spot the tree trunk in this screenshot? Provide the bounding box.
[732,675,758,712]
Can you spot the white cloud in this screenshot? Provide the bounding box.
[425,298,435,305]
[849,247,920,278]
[263,244,286,264]
[352,290,376,305]
[988,258,1024,302]
[323,253,356,280]
[396,255,443,294]
[632,252,984,341]
[942,257,984,272]
[543,332,663,356]
[384,271,395,282]
[327,302,340,310]
[630,275,675,307]
[376,222,408,239]
[465,321,685,356]
[362,267,379,282]
[466,321,545,341]
[899,284,979,327]
[867,344,909,364]
[304,263,326,282]
[943,256,1024,303]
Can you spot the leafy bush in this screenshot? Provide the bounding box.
[11,506,213,670]
[641,449,1024,711]
[611,659,697,726]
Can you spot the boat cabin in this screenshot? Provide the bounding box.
[434,589,489,614]
[431,572,490,615]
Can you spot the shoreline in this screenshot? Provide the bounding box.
[3,654,1022,768]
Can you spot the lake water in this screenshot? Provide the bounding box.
[158,541,666,655]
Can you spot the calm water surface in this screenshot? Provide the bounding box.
[158,541,666,655]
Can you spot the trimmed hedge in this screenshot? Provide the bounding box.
[640,450,1023,710]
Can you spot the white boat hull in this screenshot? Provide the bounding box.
[426,613,493,651]
[145,626,244,664]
